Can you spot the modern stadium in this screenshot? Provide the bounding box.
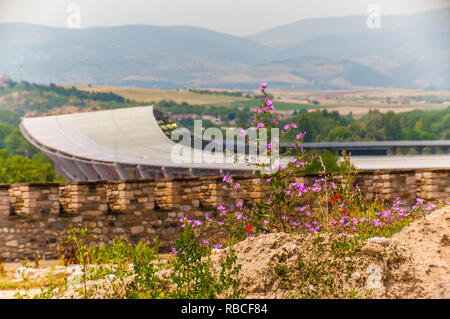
[20,105,260,181]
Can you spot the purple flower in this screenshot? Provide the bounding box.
[233,183,241,189]
[296,133,304,140]
[179,217,193,228]
[217,205,227,216]
[222,174,233,184]
[239,129,247,137]
[214,244,222,250]
[373,219,382,227]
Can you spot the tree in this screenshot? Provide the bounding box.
[326,126,353,141]
[383,112,402,140]
[0,109,21,126]
[0,122,14,148]
[4,128,37,157]
[0,154,56,183]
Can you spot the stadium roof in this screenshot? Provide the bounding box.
[20,106,261,180]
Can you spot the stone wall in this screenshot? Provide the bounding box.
[0,168,448,261]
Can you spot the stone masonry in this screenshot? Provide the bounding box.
[0,168,448,261]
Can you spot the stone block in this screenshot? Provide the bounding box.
[130,225,144,234]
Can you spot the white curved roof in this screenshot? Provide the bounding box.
[21,106,259,171]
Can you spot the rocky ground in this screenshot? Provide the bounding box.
[1,206,448,299]
[209,205,449,299]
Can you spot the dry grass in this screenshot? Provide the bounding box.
[69,85,247,105]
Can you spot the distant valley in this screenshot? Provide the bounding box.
[0,7,448,90]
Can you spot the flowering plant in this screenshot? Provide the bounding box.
[175,83,447,252]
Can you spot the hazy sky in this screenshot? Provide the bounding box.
[0,0,449,36]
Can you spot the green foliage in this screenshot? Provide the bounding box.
[169,222,241,299]
[33,224,241,299]
[128,238,168,299]
[0,122,14,148]
[301,150,344,173]
[280,109,352,142]
[67,227,89,298]
[0,107,63,183]
[228,99,319,112]
[0,105,65,183]
[3,128,37,157]
[0,80,137,115]
[156,99,254,127]
[0,151,58,183]
[326,126,354,141]
[0,109,21,126]
[31,152,54,164]
[188,89,247,97]
[279,107,450,142]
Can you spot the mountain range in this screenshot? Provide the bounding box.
[0,7,448,90]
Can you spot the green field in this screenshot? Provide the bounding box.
[224,99,325,111]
